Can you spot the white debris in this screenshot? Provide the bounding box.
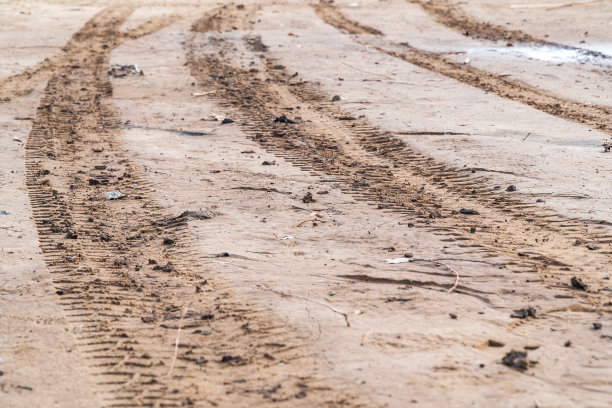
[105,191,126,200]
[281,235,295,240]
[463,57,471,64]
[386,257,412,264]
[207,114,226,121]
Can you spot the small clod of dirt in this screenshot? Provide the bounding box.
[570,276,587,290]
[141,315,156,323]
[262,160,276,165]
[152,262,173,272]
[163,237,175,245]
[221,118,234,124]
[216,252,230,257]
[108,64,142,77]
[564,340,572,347]
[88,178,101,185]
[449,313,457,319]
[302,192,315,203]
[332,95,341,102]
[65,230,78,239]
[113,258,128,267]
[459,208,479,215]
[274,115,296,124]
[487,339,505,348]
[502,350,530,371]
[511,306,537,319]
[219,355,243,365]
[593,322,603,330]
[506,185,517,192]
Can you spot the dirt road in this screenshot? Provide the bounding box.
[1,1,611,407]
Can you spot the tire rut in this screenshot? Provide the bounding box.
[0,7,179,104]
[187,11,611,308]
[311,3,612,137]
[412,0,609,59]
[25,6,365,407]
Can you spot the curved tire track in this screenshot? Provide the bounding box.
[25,6,363,407]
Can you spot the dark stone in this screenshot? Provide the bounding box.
[273,115,296,124]
[511,306,537,319]
[502,350,529,371]
[570,276,586,290]
[302,192,315,203]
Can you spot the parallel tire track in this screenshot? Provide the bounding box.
[25,6,363,407]
[312,3,612,137]
[187,8,611,306]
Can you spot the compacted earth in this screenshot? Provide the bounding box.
[1,0,611,407]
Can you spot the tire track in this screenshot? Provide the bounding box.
[25,6,364,407]
[412,0,609,59]
[187,12,611,307]
[311,3,612,137]
[0,8,179,104]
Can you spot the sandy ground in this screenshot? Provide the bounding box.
[1,1,611,407]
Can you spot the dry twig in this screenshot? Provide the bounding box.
[296,218,327,227]
[165,307,187,377]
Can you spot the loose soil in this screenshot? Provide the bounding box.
[1,1,611,407]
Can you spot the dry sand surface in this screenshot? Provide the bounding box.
[1,0,611,407]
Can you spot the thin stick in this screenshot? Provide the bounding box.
[342,62,393,80]
[296,218,326,227]
[522,132,531,142]
[165,307,186,377]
